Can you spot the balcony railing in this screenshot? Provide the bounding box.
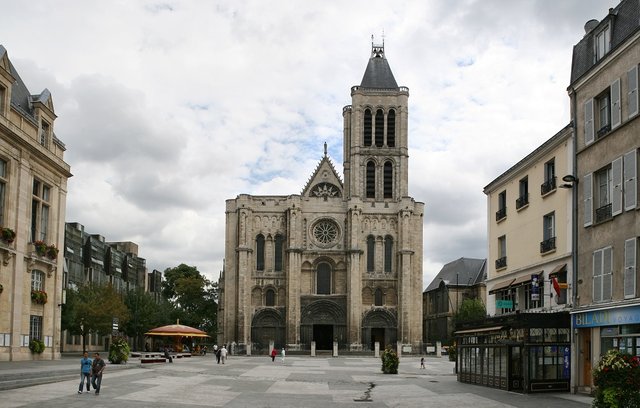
[595,203,612,223]
[516,194,529,210]
[540,177,556,195]
[495,256,507,269]
[540,236,556,253]
[496,207,507,221]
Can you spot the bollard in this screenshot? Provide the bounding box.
[311,341,316,357]
[374,341,380,358]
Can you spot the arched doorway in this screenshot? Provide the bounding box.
[362,309,397,351]
[251,309,285,353]
[300,299,346,350]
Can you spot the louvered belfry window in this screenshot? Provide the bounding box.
[364,109,372,146]
[387,109,395,147]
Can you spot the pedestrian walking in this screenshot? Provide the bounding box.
[90,352,106,395]
[270,347,277,362]
[78,351,92,394]
[281,347,286,363]
[203,345,207,356]
[216,347,221,364]
[164,347,173,363]
[220,345,228,364]
[420,357,425,369]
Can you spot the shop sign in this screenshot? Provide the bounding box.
[573,305,640,328]
[496,300,513,309]
[562,347,570,379]
[531,274,540,301]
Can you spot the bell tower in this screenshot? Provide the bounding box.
[343,41,409,202]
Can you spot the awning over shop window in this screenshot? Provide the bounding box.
[454,326,504,335]
[550,263,567,276]
[489,274,535,294]
[488,278,515,294]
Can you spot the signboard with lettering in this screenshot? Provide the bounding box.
[573,305,640,328]
[531,274,540,301]
[496,300,513,309]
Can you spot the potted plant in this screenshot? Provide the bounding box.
[46,244,58,260]
[381,345,399,374]
[31,289,48,305]
[109,335,130,364]
[593,349,640,407]
[33,240,47,257]
[0,227,16,244]
[29,338,45,354]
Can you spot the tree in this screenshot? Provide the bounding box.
[453,298,486,326]
[123,289,173,351]
[161,264,218,336]
[61,283,129,352]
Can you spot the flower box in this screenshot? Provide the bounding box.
[31,289,48,305]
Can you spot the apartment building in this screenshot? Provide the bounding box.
[455,125,574,393]
[0,46,72,361]
[62,222,148,352]
[568,0,640,393]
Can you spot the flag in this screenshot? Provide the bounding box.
[551,276,561,297]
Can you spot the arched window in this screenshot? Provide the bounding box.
[367,235,375,272]
[384,236,393,273]
[256,234,265,271]
[383,161,393,199]
[265,288,276,306]
[366,161,375,198]
[363,109,372,146]
[317,263,331,294]
[374,288,383,306]
[387,109,395,147]
[274,234,284,272]
[375,109,384,147]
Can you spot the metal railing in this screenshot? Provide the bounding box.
[540,177,556,195]
[540,237,556,253]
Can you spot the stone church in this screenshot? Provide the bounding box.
[217,43,424,353]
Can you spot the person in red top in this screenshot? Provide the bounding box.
[270,348,277,362]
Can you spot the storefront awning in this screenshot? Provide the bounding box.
[489,275,534,294]
[488,278,515,294]
[454,326,504,335]
[550,263,567,275]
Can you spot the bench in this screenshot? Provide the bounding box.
[141,357,167,363]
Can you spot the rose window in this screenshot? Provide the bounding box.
[312,219,338,245]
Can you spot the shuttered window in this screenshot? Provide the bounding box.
[375,109,384,147]
[624,238,637,299]
[583,173,593,227]
[628,66,638,118]
[584,99,595,145]
[624,149,638,211]
[612,156,623,216]
[611,78,621,129]
[383,161,393,198]
[593,246,613,303]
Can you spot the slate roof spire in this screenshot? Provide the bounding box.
[359,39,398,89]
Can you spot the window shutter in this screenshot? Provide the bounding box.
[624,149,638,210]
[611,78,622,129]
[593,249,603,302]
[603,247,613,301]
[583,173,593,227]
[624,238,637,299]
[612,156,623,216]
[584,99,595,145]
[629,66,639,118]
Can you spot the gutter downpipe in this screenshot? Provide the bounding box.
[568,86,579,394]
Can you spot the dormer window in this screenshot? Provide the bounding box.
[595,25,610,61]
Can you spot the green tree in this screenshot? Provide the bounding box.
[453,298,486,325]
[61,283,129,352]
[123,289,173,351]
[161,264,218,336]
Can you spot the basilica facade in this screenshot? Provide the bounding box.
[217,44,424,353]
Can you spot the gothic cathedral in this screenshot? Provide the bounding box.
[218,43,424,353]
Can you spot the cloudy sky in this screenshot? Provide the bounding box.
[0,0,619,287]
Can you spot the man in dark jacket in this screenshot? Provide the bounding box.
[91,352,106,395]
